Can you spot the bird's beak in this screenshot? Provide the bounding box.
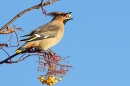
[67,12,72,14]
[66,12,73,20]
[69,18,73,20]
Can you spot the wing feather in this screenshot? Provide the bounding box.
[20,24,60,42]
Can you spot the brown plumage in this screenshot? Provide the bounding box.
[16,12,72,53]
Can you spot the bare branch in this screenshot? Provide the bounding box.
[3,54,30,64]
[0,0,58,31]
[0,44,8,48]
[0,53,20,64]
[0,48,42,64]
[0,25,22,34]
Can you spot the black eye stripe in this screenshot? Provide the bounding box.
[65,15,67,17]
[61,14,66,16]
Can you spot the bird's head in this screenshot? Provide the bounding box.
[47,12,73,24]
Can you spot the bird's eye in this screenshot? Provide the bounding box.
[61,14,71,19]
[65,15,69,18]
[64,14,71,19]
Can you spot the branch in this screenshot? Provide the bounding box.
[3,53,29,64]
[0,48,42,64]
[0,53,20,64]
[0,0,58,31]
[0,25,22,34]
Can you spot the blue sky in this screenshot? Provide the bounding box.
[0,0,130,86]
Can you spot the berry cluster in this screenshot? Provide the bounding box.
[37,50,72,85]
[38,75,62,86]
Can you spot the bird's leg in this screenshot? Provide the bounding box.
[47,49,54,59]
[34,48,42,52]
[25,47,34,53]
[47,49,59,63]
[45,49,51,59]
[47,48,52,54]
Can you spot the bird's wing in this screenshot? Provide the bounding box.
[20,24,60,42]
[22,23,59,36]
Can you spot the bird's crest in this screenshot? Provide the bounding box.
[47,12,72,17]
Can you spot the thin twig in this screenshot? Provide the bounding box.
[1,48,13,63]
[0,53,20,64]
[1,48,10,57]
[18,53,27,61]
[9,31,20,47]
[0,0,58,31]
[4,54,31,64]
[0,44,8,48]
[14,31,19,46]
[0,48,42,64]
[0,25,22,34]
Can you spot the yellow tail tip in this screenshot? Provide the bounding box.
[16,50,22,53]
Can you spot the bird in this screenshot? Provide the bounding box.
[16,12,73,53]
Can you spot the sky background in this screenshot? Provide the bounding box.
[0,0,130,86]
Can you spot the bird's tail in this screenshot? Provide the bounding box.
[15,42,37,53]
[15,44,25,53]
[16,47,23,53]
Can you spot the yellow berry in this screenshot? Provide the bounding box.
[44,80,47,83]
[48,76,52,80]
[52,80,57,84]
[52,76,56,79]
[46,82,52,85]
[55,80,57,83]
[42,81,45,84]
[46,80,51,84]
[49,83,52,86]
[40,76,44,80]
[51,79,55,84]
[58,78,62,81]
[47,83,50,85]
[40,79,44,82]
[49,66,55,70]
[53,82,56,84]
[42,80,46,84]
[38,76,41,79]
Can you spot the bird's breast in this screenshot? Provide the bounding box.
[55,27,64,43]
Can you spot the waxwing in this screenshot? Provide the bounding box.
[16,12,72,53]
